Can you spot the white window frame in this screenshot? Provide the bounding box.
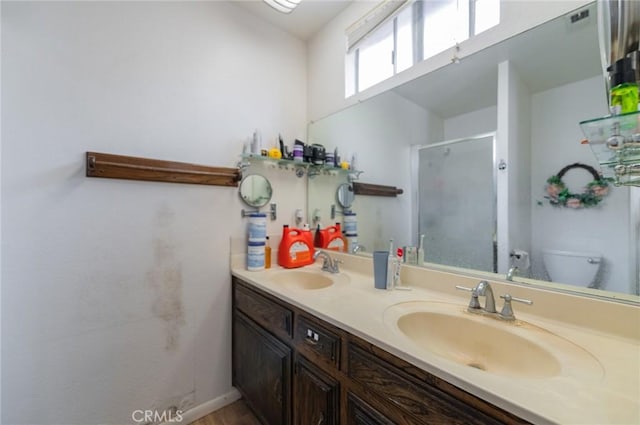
[346,0,500,97]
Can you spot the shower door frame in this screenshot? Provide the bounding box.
[411,132,498,273]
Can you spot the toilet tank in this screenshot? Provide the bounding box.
[542,249,602,287]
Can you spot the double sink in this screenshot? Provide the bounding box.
[267,268,603,381]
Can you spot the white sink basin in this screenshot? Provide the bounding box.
[384,301,603,380]
[268,269,349,290]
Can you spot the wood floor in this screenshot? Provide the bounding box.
[188,399,261,425]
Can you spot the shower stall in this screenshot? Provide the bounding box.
[416,133,497,273]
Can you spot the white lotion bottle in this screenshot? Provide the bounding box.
[418,234,425,266]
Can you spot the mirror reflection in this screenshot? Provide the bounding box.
[336,183,355,209]
[418,133,497,273]
[239,174,272,208]
[307,2,639,301]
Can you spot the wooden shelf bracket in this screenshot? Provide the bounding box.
[86,152,242,187]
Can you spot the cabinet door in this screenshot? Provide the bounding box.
[233,312,292,425]
[346,393,394,425]
[294,356,339,425]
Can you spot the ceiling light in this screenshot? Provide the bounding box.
[264,0,301,14]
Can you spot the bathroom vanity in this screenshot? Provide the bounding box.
[231,252,640,425]
[232,277,525,425]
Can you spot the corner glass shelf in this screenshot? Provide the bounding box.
[239,153,362,179]
[579,111,640,186]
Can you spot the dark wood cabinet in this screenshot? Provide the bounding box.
[232,277,528,425]
[294,314,341,370]
[347,344,502,425]
[346,393,394,425]
[293,355,339,425]
[234,281,293,339]
[232,311,292,425]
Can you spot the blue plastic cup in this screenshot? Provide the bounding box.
[373,251,389,290]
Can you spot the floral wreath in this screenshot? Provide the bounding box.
[544,163,610,208]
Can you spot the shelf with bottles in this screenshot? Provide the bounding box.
[238,153,362,180]
[579,110,640,186]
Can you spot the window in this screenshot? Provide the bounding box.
[346,0,500,97]
[422,0,468,60]
[473,0,500,35]
[395,5,414,73]
[357,19,394,92]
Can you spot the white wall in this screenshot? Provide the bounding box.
[530,75,631,292]
[497,61,532,274]
[1,2,307,424]
[443,106,497,141]
[307,0,591,121]
[307,1,373,123]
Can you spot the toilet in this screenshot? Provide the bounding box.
[541,249,603,288]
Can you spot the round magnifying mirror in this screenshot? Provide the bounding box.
[336,183,354,209]
[239,174,272,208]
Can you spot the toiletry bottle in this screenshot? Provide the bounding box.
[302,223,314,249]
[395,248,403,286]
[314,224,323,248]
[251,129,261,155]
[609,57,638,115]
[278,225,315,268]
[265,236,272,269]
[326,223,346,251]
[247,241,266,271]
[386,239,395,290]
[418,234,425,266]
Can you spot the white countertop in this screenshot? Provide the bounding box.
[231,251,640,425]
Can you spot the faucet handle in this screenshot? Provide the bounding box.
[499,294,533,321]
[332,258,343,272]
[455,286,481,310]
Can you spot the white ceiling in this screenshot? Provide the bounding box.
[235,0,353,41]
[392,2,601,118]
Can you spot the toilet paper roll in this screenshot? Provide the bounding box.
[511,250,530,271]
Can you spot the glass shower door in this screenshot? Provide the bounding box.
[418,134,495,272]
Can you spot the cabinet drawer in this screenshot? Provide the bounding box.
[348,344,502,425]
[234,281,293,339]
[294,314,341,369]
[347,393,394,425]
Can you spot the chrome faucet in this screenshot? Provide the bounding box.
[475,280,497,313]
[313,251,341,274]
[456,281,533,320]
[506,266,519,281]
[352,244,366,254]
[455,280,496,313]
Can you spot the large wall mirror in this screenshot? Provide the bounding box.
[307,1,639,303]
